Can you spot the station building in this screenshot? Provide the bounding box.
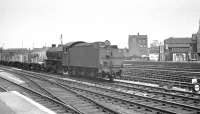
[128,33,148,59]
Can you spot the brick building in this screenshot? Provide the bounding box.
[128,33,148,59]
[164,37,192,61]
[164,20,200,61]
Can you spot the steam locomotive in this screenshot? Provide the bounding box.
[45,41,123,81]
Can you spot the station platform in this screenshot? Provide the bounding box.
[0,91,56,114]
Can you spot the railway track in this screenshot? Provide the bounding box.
[123,61,200,71]
[123,64,200,72]
[117,65,200,90]
[118,75,194,90]
[13,72,175,113]
[20,73,121,114]
[123,69,193,83]
[0,72,84,114]
[62,77,200,108]
[0,67,123,114]
[4,67,200,114]
[0,86,8,92]
[123,67,200,78]
[113,81,200,99]
[55,79,200,113]
[82,80,200,108]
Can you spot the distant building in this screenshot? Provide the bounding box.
[30,47,49,63]
[0,48,29,62]
[0,47,49,63]
[149,40,160,61]
[164,37,192,61]
[191,20,200,60]
[164,20,200,62]
[128,33,148,59]
[118,48,129,58]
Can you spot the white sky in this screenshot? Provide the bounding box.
[0,0,200,49]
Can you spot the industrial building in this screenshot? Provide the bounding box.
[128,33,148,59]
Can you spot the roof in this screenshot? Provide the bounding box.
[129,35,147,39]
[64,41,85,47]
[71,41,106,47]
[165,37,191,44]
[167,44,190,48]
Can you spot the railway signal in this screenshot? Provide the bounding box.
[192,78,200,92]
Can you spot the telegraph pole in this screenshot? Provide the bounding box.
[60,34,63,45]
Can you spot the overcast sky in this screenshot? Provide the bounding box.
[0,0,200,49]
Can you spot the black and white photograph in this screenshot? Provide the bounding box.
[0,0,200,113]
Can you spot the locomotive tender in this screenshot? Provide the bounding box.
[46,41,123,80]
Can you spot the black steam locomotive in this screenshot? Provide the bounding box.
[45,41,123,81]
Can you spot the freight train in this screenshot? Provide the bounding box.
[0,40,123,81]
